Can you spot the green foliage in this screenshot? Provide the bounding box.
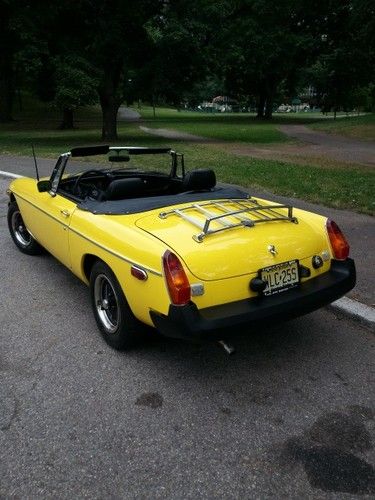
[53,57,98,111]
[140,0,229,105]
[305,0,375,113]
[213,0,325,117]
[1,0,374,133]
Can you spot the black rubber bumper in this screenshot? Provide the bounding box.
[149,259,356,341]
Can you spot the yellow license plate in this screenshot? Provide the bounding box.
[261,260,299,296]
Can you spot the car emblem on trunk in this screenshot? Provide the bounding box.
[268,244,277,256]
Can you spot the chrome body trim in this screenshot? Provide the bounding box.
[68,226,162,276]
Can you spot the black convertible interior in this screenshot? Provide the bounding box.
[59,167,217,202]
[43,145,248,215]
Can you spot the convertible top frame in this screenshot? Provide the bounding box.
[69,145,173,157]
[47,146,185,197]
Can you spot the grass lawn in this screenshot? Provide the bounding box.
[1,100,374,215]
[310,113,375,141]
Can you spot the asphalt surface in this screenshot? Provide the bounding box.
[0,169,375,498]
[0,155,87,179]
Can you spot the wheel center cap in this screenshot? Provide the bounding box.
[101,299,109,310]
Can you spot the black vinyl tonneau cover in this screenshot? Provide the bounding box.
[78,187,249,215]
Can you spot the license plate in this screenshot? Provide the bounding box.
[260,260,299,296]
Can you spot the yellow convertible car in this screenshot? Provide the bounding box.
[7,145,355,350]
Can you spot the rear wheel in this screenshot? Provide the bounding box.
[89,260,143,350]
[7,201,43,255]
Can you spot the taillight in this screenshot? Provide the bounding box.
[326,219,350,260]
[162,250,191,305]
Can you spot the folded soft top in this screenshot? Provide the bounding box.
[79,186,249,215]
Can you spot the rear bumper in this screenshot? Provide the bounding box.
[149,259,356,340]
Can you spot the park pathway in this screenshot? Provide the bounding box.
[278,125,375,166]
[117,107,141,121]
[139,125,209,142]
[133,110,374,167]
[231,125,375,167]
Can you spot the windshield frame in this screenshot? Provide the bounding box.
[49,147,185,196]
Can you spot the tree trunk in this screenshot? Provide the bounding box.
[59,108,74,129]
[152,94,156,118]
[0,75,14,123]
[264,79,275,119]
[98,70,122,141]
[100,99,119,140]
[256,92,266,119]
[264,97,274,119]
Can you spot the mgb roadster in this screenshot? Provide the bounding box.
[7,145,356,350]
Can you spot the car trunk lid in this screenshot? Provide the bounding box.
[135,199,328,281]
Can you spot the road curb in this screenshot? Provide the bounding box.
[0,170,24,179]
[328,297,375,330]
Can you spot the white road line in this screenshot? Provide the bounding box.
[0,170,24,179]
[329,297,375,330]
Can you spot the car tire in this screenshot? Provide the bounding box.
[7,201,43,255]
[89,260,143,350]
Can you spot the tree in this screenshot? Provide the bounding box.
[0,0,28,121]
[307,0,375,117]
[140,0,222,108]
[53,57,98,129]
[80,0,163,140]
[217,0,328,119]
[0,0,51,121]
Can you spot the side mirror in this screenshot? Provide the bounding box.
[37,180,51,192]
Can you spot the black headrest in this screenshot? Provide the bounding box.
[105,178,144,201]
[182,169,216,191]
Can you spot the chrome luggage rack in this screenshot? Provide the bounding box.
[159,198,298,242]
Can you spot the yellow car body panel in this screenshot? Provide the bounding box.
[135,201,332,281]
[10,178,75,268]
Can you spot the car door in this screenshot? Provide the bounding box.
[22,154,75,269]
[29,191,76,269]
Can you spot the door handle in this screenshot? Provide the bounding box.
[60,209,70,217]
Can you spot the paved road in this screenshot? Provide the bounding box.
[1,179,374,498]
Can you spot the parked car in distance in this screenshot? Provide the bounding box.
[7,145,356,350]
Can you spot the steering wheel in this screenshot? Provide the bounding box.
[73,169,105,196]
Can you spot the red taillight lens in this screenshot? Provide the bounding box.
[326,219,350,260]
[162,250,191,305]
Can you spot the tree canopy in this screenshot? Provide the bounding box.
[1,0,374,135]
